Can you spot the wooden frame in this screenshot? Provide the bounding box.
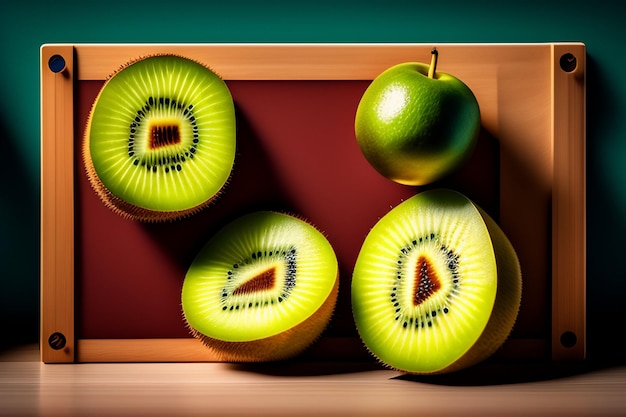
[41,43,586,363]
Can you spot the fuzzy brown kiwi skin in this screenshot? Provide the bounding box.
[441,207,521,372]
[82,53,234,223]
[82,129,233,223]
[183,274,339,362]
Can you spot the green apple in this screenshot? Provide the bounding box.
[355,49,481,186]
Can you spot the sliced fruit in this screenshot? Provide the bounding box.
[182,211,339,361]
[83,54,236,222]
[352,189,521,374]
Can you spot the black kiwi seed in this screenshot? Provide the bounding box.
[220,247,298,310]
[125,97,200,172]
[391,234,461,331]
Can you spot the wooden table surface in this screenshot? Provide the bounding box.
[1,345,624,417]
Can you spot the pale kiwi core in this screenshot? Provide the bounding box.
[352,189,520,374]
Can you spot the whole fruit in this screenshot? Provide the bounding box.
[355,49,480,186]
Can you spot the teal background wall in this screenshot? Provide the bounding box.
[1,0,624,362]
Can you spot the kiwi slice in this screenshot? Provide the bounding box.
[182,211,339,361]
[83,54,236,222]
[351,189,521,374]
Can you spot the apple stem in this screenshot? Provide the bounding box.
[428,48,438,79]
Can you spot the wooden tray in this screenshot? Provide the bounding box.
[40,43,586,363]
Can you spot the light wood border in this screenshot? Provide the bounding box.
[551,44,586,360]
[40,43,586,363]
[40,45,75,363]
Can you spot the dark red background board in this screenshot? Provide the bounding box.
[76,79,513,341]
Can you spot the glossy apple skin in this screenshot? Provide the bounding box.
[355,62,481,186]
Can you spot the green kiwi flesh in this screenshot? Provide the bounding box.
[351,189,521,374]
[182,211,339,361]
[84,54,236,222]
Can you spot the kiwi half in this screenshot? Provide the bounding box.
[83,54,236,222]
[181,211,339,361]
[351,189,521,374]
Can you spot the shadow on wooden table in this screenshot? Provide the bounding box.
[394,359,623,386]
[225,359,387,377]
[227,357,624,386]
